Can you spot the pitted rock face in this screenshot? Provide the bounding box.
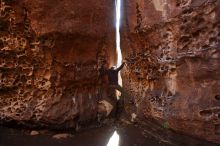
[0,0,220,144]
[122,0,220,144]
[0,0,117,129]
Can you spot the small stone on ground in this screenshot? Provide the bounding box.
[30,130,39,136]
[52,133,73,139]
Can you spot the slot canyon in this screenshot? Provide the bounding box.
[0,0,220,146]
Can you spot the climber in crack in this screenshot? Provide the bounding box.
[100,62,125,94]
[99,61,130,119]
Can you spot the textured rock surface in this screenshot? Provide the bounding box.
[121,0,220,144]
[1,0,220,144]
[0,0,117,129]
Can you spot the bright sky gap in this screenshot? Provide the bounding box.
[106,1,122,145]
[116,0,123,87]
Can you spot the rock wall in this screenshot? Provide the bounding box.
[0,0,117,129]
[121,0,220,144]
[1,0,220,144]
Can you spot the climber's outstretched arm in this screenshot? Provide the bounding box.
[116,62,125,72]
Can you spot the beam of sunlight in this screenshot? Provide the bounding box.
[116,0,123,87]
[107,131,120,146]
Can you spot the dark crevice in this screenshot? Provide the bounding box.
[215,95,220,101]
[199,110,213,117]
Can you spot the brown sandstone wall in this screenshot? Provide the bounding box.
[121,0,220,143]
[0,0,116,129]
[1,0,220,144]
